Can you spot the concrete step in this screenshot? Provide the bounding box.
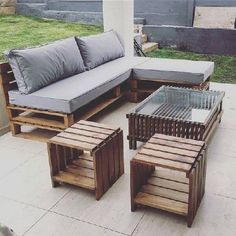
[134,33,148,45]
[134,17,146,25]
[142,42,158,53]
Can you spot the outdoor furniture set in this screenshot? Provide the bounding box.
[0,30,214,140]
[0,30,225,227]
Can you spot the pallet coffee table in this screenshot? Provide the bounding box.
[47,120,124,200]
[130,133,207,227]
[127,86,224,149]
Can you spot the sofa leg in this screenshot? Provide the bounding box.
[10,123,21,135]
[112,86,121,98]
[64,114,74,127]
[129,91,139,103]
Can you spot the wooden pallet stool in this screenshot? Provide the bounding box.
[130,133,207,227]
[47,120,124,200]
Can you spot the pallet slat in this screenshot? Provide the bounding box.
[142,184,189,203]
[53,171,95,190]
[134,192,188,216]
[140,148,195,164]
[134,154,192,172]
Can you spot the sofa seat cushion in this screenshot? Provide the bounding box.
[5,37,85,94]
[133,58,214,84]
[8,57,149,113]
[76,30,125,70]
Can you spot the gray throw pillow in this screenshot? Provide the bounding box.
[76,30,125,70]
[5,37,85,94]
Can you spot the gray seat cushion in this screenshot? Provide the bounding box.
[5,37,85,94]
[133,58,214,84]
[8,57,149,113]
[76,30,125,70]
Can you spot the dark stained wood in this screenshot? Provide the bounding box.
[130,133,207,227]
[127,87,224,150]
[48,120,124,200]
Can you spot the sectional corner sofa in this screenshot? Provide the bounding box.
[0,30,214,140]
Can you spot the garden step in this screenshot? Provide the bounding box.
[142,42,158,53]
[134,17,146,25]
[134,33,148,45]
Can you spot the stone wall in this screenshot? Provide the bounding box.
[143,25,236,55]
[0,0,16,14]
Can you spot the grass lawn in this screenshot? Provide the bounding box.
[0,15,235,84]
[0,15,102,62]
[148,49,236,84]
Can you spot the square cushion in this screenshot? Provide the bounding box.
[8,57,149,113]
[133,58,214,84]
[76,30,125,70]
[5,37,85,94]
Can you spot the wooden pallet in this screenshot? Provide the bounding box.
[0,62,127,141]
[129,77,210,103]
[48,120,124,200]
[130,134,207,227]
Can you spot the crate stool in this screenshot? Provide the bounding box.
[130,133,207,227]
[47,120,124,200]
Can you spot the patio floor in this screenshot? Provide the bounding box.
[0,82,235,236]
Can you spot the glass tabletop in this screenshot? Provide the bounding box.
[134,86,223,124]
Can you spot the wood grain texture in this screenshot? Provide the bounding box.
[48,120,124,200]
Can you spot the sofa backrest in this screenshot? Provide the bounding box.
[4,30,124,95]
[76,30,125,70]
[5,37,85,94]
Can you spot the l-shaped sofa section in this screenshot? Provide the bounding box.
[0,30,214,141]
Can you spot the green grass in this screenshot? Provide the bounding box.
[0,15,102,62]
[0,15,235,84]
[147,49,236,84]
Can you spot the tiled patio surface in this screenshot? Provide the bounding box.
[0,82,235,236]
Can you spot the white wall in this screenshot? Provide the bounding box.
[103,0,134,56]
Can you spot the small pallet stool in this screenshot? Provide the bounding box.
[47,120,124,200]
[130,133,207,227]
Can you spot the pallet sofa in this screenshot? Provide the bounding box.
[0,30,214,141]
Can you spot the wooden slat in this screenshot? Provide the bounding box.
[140,148,195,164]
[78,94,123,121]
[7,105,67,117]
[53,171,95,190]
[58,132,102,145]
[12,121,63,132]
[78,120,118,131]
[72,123,114,135]
[153,168,189,184]
[50,136,96,151]
[73,159,94,170]
[144,142,198,158]
[153,133,204,146]
[149,137,202,152]
[78,152,93,162]
[12,115,66,129]
[148,176,189,193]
[134,154,192,172]
[65,127,108,140]
[0,63,11,73]
[66,165,94,179]
[134,192,188,216]
[142,184,189,203]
